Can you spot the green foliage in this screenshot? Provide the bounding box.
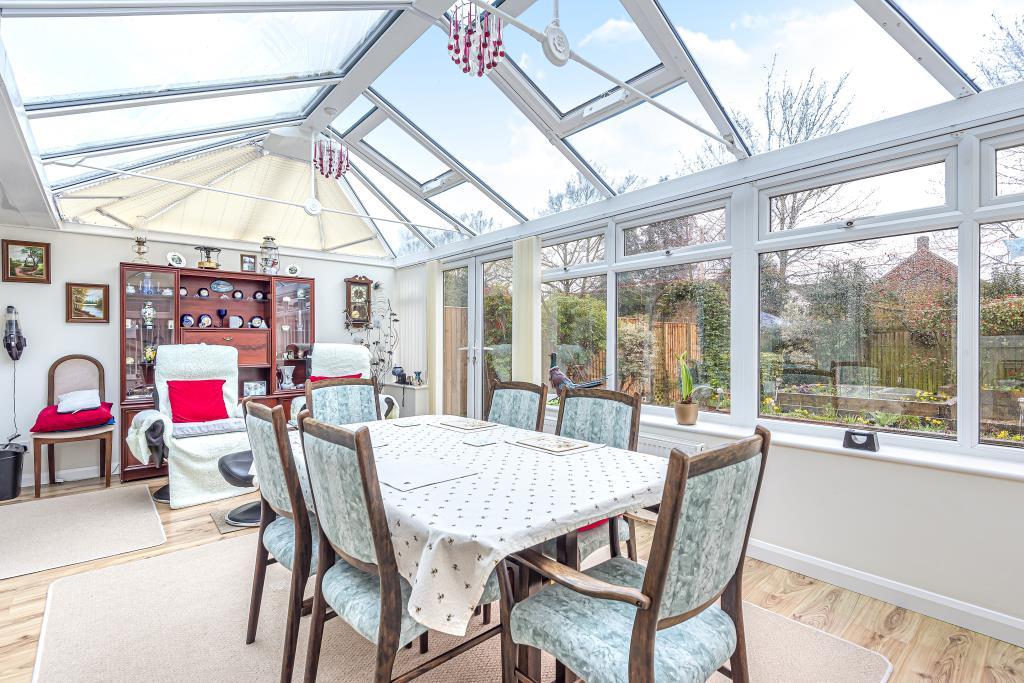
[677,353,694,402]
[617,321,654,382]
[542,291,606,380]
[656,280,731,390]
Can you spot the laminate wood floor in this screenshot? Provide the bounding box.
[1,477,1021,682]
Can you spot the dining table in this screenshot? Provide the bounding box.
[291,412,676,678]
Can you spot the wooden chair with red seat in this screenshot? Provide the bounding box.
[31,355,113,497]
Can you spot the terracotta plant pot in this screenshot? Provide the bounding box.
[674,402,698,426]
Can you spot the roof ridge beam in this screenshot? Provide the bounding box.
[854,0,980,98]
[0,1,411,18]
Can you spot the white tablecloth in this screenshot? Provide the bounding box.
[347,415,671,636]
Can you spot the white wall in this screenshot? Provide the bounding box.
[394,263,427,380]
[0,224,393,485]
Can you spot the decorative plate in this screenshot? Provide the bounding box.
[179,286,188,297]
[284,264,301,276]
[249,315,264,328]
[197,314,213,328]
[232,289,244,299]
[180,314,195,328]
[253,291,266,301]
[167,251,186,268]
[210,279,233,293]
[197,287,210,298]
[228,315,244,329]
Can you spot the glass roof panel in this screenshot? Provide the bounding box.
[43,134,263,188]
[657,0,950,147]
[567,86,725,191]
[430,183,519,233]
[29,87,318,154]
[362,119,450,183]
[503,0,662,113]
[900,0,1024,89]
[341,172,428,257]
[0,11,388,104]
[373,31,598,219]
[330,95,375,135]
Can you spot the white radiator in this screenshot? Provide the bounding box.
[544,417,704,458]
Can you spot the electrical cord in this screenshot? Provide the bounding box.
[7,362,19,443]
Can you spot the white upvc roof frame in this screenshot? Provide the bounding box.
[0,1,410,17]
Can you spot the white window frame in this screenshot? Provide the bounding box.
[757,146,957,241]
[615,197,731,263]
[980,128,1024,207]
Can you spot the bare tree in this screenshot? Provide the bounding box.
[542,170,640,216]
[976,13,1024,87]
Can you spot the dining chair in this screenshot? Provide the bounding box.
[499,426,770,683]
[298,416,504,683]
[243,401,318,683]
[305,377,381,426]
[485,380,548,432]
[553,387,642,563]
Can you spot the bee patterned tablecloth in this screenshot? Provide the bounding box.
[331,414,672,636]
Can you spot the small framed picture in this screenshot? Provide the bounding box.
[240,253,258,272]
[66,282,110,323]
[243,380,267,397]
[3,239,50,284]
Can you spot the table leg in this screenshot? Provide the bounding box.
[554,533,580,683]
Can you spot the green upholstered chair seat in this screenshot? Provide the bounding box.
[262,516,320,574]
[509,557,737,683]
[542,519,630,562]
[320,561,501,649]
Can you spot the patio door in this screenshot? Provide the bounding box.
[441,254,513,418]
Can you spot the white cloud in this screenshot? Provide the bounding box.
[579,18,644,48]
[677,28,749,68]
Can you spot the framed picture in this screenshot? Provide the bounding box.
[345,275,372,327]
[66,283,110,323]
[3,239,50,284]
[240,253,257,272]
[243,380,267,397]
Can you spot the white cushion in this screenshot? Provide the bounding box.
[56,389,102,414]
[311,343,371,378]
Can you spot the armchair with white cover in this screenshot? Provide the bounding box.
[126,344,256,508]
[288,342,398,421]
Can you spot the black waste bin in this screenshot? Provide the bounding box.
[0,442,27,501]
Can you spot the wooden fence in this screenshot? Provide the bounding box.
[443,306,468,416]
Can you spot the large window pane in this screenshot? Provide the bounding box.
[616,260,731,413]
[342,172,427,258]
[658,0,949,147]
[980,220,1024,447]
[759,230,958,438]
[996,144,1024,196]
[1,11,387,103]
[30,88,320,154]
[430,184,520,234]
[541,276,608,387]
[363,119,449,183]
[623,207,726,256]
[443,267,469,417]
[482,258,513,405]
[769,162,947,232]
[542,235,606,269]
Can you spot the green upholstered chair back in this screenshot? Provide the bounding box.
[244,401,312,518]
[645,429,768,622]
[486,382,545,431]
[307,378,380,426]
[300,419,378,566]
[556,388,640,450]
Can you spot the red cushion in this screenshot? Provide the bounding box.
[166,379,229,423]
[577,518,608,533]
[309,373,362,383]
[31,403,113,433]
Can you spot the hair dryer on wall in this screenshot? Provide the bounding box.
[4,306,26,361]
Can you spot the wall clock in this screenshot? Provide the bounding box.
[345,275,372,328]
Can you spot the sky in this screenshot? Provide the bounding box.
[2,0,1022,230]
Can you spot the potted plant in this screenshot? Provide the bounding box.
[674,353,701,426]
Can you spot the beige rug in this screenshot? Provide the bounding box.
[35,534,890,682]
[0,486,165,581]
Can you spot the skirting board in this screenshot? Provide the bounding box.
[747,539,1024,648]
[20,464,106,488]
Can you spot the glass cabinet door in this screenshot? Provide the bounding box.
[123,267,177,403]
[273,278,313,393]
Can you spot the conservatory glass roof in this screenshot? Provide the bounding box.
[0,0,1020,259]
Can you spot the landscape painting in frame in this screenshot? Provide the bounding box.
[2,239,50,284]
[66,283,110,323]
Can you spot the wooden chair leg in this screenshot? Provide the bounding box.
[101,434,111,488]
[33,440,42,498]
[497,561,517,683]
[482,602,492,625]
[246,537,270,644]
[373,629,400,683]
[608,517,622,558]
[626,537,637,562]
[47,444,56,485]
[722,579,749,683]
[418,631,429,654]
[280,566,309,683]
[303,578,328,683]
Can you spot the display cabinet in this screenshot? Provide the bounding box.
[118,262,315,482]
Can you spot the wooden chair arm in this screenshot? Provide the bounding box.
[512,549,651,610]
[623,508,659,526]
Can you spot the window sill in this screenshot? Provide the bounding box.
[546,406,1024,483]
